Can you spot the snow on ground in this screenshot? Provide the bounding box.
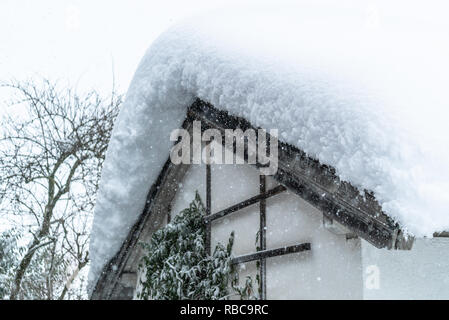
[88,0,449,290]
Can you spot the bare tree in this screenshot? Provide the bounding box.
[0,79,121,299]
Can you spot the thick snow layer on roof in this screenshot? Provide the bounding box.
[88,0,449,290]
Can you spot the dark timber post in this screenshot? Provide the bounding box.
[259,174,267,300]
[205,141,212,256]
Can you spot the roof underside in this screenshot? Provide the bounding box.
[189,99,413,250]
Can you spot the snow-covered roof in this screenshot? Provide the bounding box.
[88,0,449,290]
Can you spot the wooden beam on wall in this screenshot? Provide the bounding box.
[205,185,286,223]
[259,175,267,300]
[205,141,212,256]
[231,243,311,265]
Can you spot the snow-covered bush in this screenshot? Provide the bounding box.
[138,192,256,300]
[0,229,22,299]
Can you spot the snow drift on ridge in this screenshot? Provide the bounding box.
[88,0,449,290]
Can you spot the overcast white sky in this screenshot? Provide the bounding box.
[0,0,251,95]
[0,0,255,230]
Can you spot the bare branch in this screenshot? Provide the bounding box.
[1,78,121,299]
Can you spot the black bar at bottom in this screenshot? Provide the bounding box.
[231,243,311,265]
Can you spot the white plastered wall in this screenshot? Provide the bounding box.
[170,157,364,299]
[362,238,449,299]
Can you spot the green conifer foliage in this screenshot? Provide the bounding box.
[138,192,255,300]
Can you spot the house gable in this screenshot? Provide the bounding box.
[91,99,413,299]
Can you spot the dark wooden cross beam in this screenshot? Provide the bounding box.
[205,142,212,256]
[231,243,311,265]
[204,185,286,223]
